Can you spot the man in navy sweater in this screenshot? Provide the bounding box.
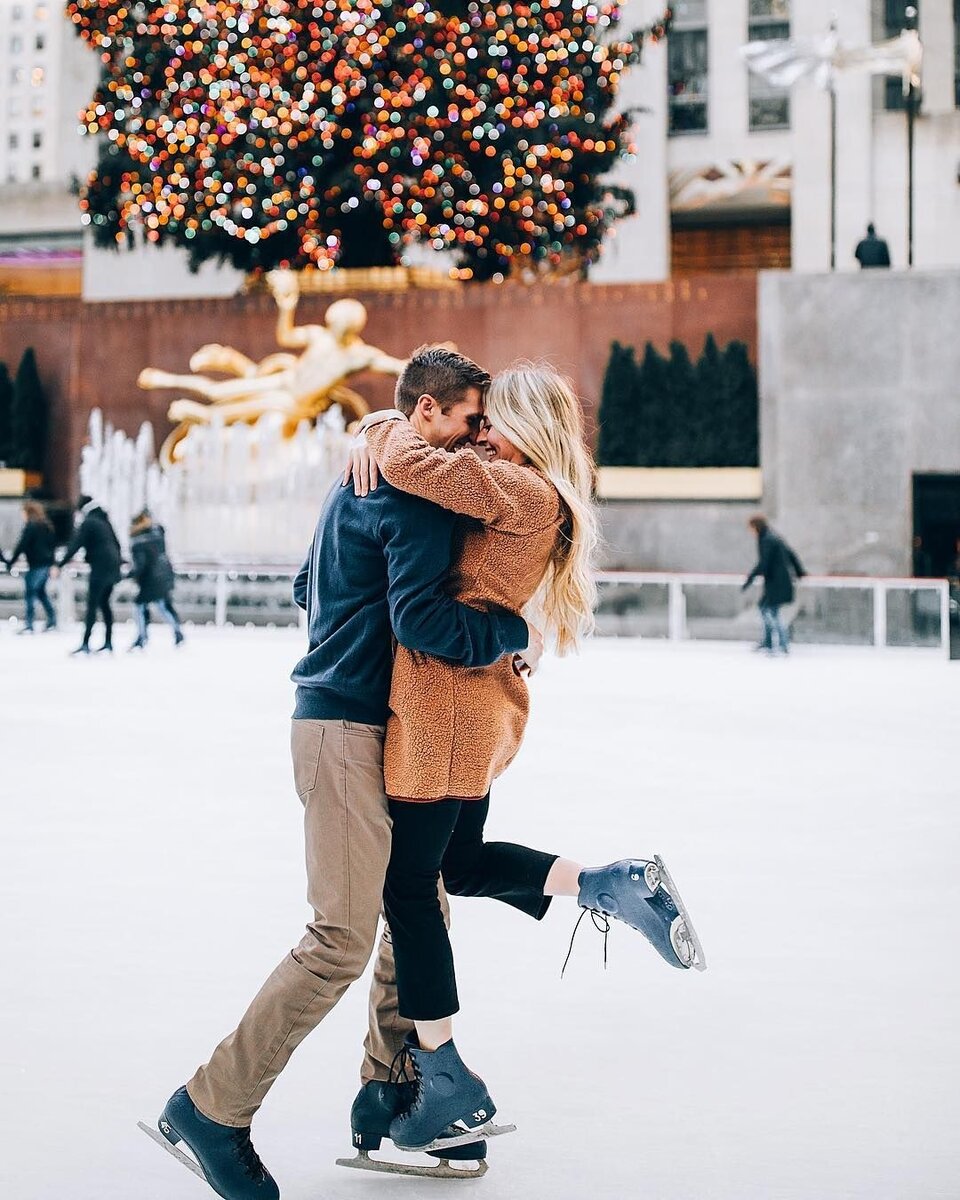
[152,348,533,1200]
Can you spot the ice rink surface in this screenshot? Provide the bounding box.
[2,624,958,1200]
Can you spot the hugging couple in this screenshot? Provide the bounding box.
[143,347,705,1199]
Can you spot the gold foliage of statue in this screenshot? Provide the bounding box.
[138,270,408,463]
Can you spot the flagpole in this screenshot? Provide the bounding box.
[905,6,917,267]
[829,83,837,270]
[829,16,837,272]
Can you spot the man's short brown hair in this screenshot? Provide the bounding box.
[394,345,491,416]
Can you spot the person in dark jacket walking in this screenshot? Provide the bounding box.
[742,514,806,653]
[127,510,184,650]
[1,500,58,633]
[56,495,122,655]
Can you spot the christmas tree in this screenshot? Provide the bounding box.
[69,0,672,277]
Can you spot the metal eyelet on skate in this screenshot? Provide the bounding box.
[644,862,662,892]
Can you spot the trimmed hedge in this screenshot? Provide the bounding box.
[0,348,47,472]
[596,335,758,467]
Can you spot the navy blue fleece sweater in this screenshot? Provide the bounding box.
[291,480,529,724]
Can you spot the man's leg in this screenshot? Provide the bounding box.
[186,719,391,1128]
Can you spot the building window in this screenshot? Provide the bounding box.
[10,67,24,87]
[668,0,708,135]
[12,5,24,20]
[884,1,919,109]
[9,133,19,150]
[32,130,42,149]
[747,0,791,130]
[31,163,41,180]
[34,4,49,18]
[30,65,44,86]
[35,33,45,52]
[11,35,24,53]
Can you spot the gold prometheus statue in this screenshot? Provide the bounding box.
[138,269,408,464]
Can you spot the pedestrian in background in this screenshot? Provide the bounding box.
[1,500,58,634]
[127,509,184,651]
[742,514,806,655]
[854,223,891,268]
[56,495,122,656]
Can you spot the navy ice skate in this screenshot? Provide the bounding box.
[388,1037,514,1152]
[336,1080,488,1178]
[577,855,706,971]
[138,1085,279,1200]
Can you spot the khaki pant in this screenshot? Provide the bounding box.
[187,718,441,1128]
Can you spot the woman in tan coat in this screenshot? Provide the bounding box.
[349,364,704,1153]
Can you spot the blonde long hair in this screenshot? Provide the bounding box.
[485,363,598,655]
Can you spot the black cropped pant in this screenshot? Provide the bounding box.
[82,573,117,648]
[383,794,557,1021]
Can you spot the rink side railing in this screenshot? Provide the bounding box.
[592,571,954,658]
[1,565,954,657]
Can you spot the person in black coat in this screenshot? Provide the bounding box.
[742,514,806,654]
[56,495,122,655]
[854,223,891,268]
[2,500,58,633]
[127,509,184,650]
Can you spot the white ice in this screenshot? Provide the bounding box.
[1,626,958,1200]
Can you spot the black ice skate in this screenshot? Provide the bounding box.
[576,855,706,971]
[138,1085,279,1200]
[336,1080,489,1178]
[387,1036,515,1152]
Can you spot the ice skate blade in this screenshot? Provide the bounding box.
[336,1150,488,1179]
[654,855,707,971]
[137,1120,206,1180]
[405,1121,516,1153]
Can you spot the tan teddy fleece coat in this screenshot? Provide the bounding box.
[365,419,563,801]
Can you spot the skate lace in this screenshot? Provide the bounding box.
[387,1044,422,1121]
[229,1128,266,1181]
[560,908,611,978]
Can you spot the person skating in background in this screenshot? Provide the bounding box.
[742,514,806,654]
[1,500,58,634]
[56,495,122,656]
[127,509,184,651]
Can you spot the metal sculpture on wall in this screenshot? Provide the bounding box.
[137,269,407,464]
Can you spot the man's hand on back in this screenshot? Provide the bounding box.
[513,622,544,677]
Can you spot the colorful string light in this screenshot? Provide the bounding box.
[69,0,672,277]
